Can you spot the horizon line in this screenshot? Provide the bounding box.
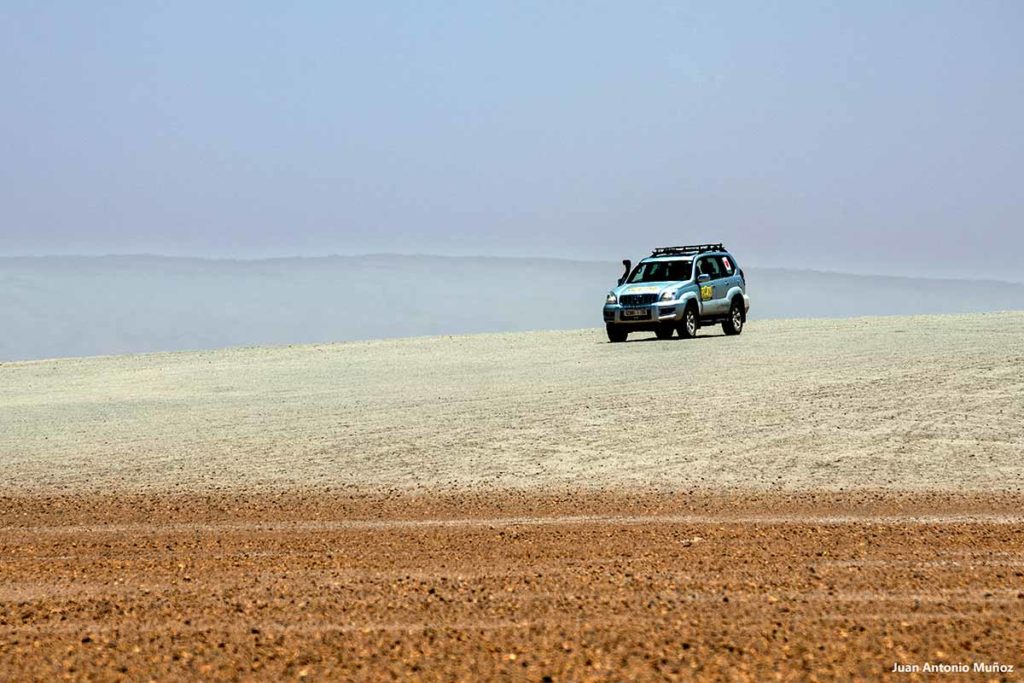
[1,251,1022,286]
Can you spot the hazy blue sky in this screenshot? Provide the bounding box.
[2,1,1022,278]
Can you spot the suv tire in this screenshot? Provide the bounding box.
[654,324,674,340]
[606,324,628,343]
[677,304,698,339]
[723,299,744,336]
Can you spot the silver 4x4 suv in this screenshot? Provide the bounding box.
[602,243,750,343]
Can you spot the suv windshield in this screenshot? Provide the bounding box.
[627,260,692,284]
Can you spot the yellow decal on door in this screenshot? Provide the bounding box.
[700,285,713,301]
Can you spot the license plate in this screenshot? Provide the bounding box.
[623,308,648,318]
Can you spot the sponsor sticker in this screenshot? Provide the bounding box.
[700,285,714,301]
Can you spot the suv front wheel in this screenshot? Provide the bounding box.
[677,304,698,339]
[606,324,628,343]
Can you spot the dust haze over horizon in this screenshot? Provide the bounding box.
[2,2,1023,281]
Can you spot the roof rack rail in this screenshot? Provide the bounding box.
[650,243,724,257]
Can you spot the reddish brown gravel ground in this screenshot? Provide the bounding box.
[1,490,1023,681]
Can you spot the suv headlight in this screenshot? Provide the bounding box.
[659,290,677,301]
[606,292,618,304]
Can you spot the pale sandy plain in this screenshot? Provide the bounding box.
[2,312,1023,492]
[2,312,1024,681]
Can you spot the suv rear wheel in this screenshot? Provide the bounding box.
[723,299,744,336]
[677,304,698,339]
[606,324,628,343]
[654,324,674,340]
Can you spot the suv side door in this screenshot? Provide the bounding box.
[695,256,728,315]
[717,253,742,307]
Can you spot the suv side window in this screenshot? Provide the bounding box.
[698,256,722,280]
[717,255,734,277]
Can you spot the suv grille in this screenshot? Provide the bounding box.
[620,293,658,307]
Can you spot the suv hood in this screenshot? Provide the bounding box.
[613,281,691,297]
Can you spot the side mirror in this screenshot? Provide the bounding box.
[697,274,710,283]
[618,259,631,286]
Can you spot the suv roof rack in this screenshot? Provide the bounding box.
[650,243,724,257]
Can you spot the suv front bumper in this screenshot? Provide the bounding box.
[603,304,682,326]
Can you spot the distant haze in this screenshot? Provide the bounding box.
[2,3,1022,281]
[2,255,1023,361]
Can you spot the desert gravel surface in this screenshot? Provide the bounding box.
[1,312,1023,493]
[1,491,1023,682]
[2,312,1023,680]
